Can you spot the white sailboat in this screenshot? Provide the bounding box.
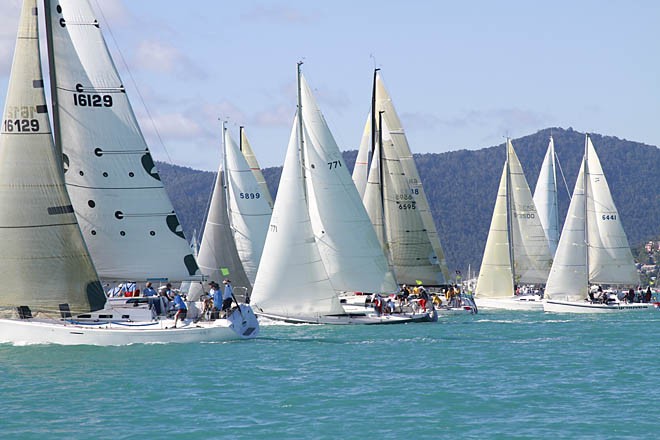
[0,0,258,345]
[188,125,272,301]
[533,136,560,256]
[543,135,649,313]
[250,63,436,324]
[359,69,450,286]
[475,139,553,310]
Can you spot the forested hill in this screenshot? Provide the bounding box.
[157,127,660,275]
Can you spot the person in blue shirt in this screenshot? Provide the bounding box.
[208,281,222,319]
[221,279,234,317]
[143,282,157,297]
[172,292,187,328]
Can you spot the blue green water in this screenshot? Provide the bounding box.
[2,310,658,439]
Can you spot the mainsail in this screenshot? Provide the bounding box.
[545,135,638,302]
[225,127,272,285]
[45,0,198,281]
[0,0,105,316]
[476,139,552,298]
[533,136,559,256]
[363,70,449,285]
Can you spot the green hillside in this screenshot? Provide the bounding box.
[157,127,660,274]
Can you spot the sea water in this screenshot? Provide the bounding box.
[1,310,658,439]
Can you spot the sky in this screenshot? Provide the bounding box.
[1,0,660,171]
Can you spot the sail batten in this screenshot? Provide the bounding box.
[0,0,105,316]
[46,0,197,281]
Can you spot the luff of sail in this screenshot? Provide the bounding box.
[373,71,449,284]
[225,127,272,285]
[300,74,397,294]
[351,113,371,199]
[45,0,198,281]
[0,0,105,316]
[533,136,559,256]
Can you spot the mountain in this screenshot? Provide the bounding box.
[157,127,660,276]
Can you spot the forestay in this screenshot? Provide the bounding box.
[46,0,198,281]
[0,0,105,316]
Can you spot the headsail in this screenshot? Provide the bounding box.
[45,0,198,281]
[239,127,273,208]
[0,0,105,315]
[533,136,559,256]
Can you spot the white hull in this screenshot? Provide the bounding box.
[257,309,437,325]
[474,295,543,311]
[543,300,652,314]
[0,305,259,345]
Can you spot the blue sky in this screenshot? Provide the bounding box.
[1,0,659,170]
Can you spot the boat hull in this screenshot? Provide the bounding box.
[543,300,652,313]
[0,305,259,345]
[257,309,437,325]
[474,296,543,311]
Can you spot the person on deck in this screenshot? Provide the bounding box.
[208,281,221,319]
[143,282,156,297]
[172,292,187,328]
[645,287,653,303]
[221,279,235,317]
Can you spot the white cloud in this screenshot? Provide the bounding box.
[0,1,21,76]
[131,39,205,80]
[253,104,294,127]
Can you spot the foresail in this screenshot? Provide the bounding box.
[533,137,559,256]
[507,140,552,283]
[375,72,449,283]
[352,113,371,199]
[188,169,251,301]
[475,162,514,298]
[545,157,588,302]
[300,75,397,293]
[251,114,343,318]
[585,137,638,285]
[0,0,104,315]
[46,0,198,281]
[225,128,272,285]
[363,138,386,251]
[240,127,273,208]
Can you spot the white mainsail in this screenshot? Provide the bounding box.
[533,136,559,256]
[545,135,638,302]
[0,0,106,316]
[239,127,273,208]
[476,139,552,298]
[368,70,449,284]
[46,0,198,281]
[225,127,272,285]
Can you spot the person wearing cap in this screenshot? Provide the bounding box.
[221,279,234,317]
[208,281,222,319]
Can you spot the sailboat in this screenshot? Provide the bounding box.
[543,135,649,313]
[0,0,258,344]
[474,139,553,310]
[250,63,436,324]
[356,69,450,287]
[187,124,272,302]
[533,136,560,256]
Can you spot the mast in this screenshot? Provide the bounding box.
[239,125,244,152]
[584,134,590,283]
[505,139,516,292]
[43,0,62,161]
[377,110,386,244]
[370,68,380,155]
[221,120,231,230]
[297,61,307,201]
